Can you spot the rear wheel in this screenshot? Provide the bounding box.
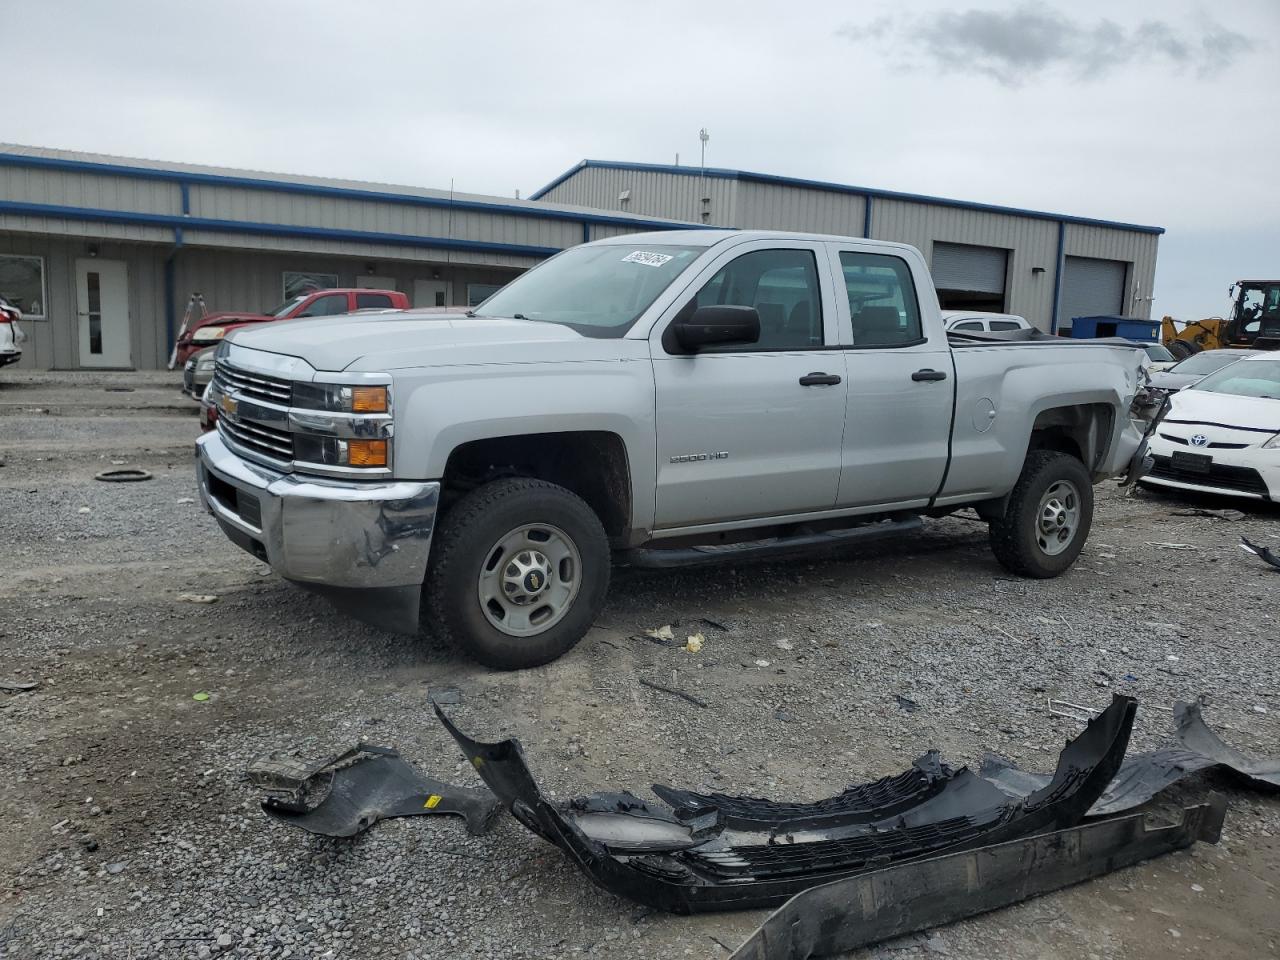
[988,451,1093,578]
[424,478,610,670]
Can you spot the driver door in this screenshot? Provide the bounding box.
[649,240,847,530]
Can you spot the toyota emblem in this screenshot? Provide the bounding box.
[1190,434,1208,447]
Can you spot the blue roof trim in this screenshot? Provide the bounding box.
[0,200,562,258]
[0,152,693,232]
[530,159,1166,235]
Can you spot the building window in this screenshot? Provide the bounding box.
[0,255,46,318]
[467,283,504,307]
[283,271,338,300]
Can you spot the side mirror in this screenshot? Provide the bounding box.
[673,305,761,351]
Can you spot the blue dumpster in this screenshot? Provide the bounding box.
[1068,316,1160,342]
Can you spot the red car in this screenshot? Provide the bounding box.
[173,288,409,366]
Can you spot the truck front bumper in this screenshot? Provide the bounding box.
[195,431,440,634]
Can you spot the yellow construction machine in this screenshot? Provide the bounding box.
[1162,280,1280,359]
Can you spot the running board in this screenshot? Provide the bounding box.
[616,516,923,570]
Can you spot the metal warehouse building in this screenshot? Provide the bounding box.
[0,145,688,370]
[0,144,1162,370]
[531,160,1164,334]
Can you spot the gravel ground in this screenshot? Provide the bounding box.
[2,374,1279,959]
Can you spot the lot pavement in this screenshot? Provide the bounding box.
[2,372,1279,960]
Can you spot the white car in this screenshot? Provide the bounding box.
[1143,354,1280,501]
[0,296,25,367]
[942,311,1032,333]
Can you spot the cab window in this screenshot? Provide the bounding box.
[299,294,348,318]
[688,248,824,350]
[840,252,923,347]
[952,320,984,331]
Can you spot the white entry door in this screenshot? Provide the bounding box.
[413,279,452,308]
[76,259,131,367]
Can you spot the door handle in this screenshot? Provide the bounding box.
[799,372,842,386]
[911,369,948,382]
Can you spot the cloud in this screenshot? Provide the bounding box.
[838,4,1255,86]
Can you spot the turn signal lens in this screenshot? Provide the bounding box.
[351,386,389,413]
[347,439,388,467]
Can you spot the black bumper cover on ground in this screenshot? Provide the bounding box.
[434,695,1136,913]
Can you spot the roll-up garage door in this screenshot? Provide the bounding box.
[1060,256,1126,329]
[932,242,1008,311]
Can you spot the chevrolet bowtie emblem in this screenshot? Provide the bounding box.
[219,393,239,417]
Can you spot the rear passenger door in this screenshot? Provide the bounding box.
[827,243,954,509]
[650,241,847,529]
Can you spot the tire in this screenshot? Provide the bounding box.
[1167,339,1198,360]
[988,451,1094,578]
[424,478,610,670]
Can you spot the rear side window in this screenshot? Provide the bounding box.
[840,252,922,347]
[356,293,393,309]
[952,320,984,331]
[299,294,348,318]
[990,320,1023,331]
[690,248,824,350]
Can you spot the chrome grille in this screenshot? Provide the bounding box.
[218,415,293,463]
[213,361,293,405]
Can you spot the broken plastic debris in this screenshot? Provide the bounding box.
[729,797,1225,959]
[754,659,770,668]
[192,692,210,702]
[1240,537,1280,571]
[434,696,1136,913]
[177,594,218,604]
[647,625,675,641]
[685,633,704,653]
[0,679,40,693]
[250,743,500,837]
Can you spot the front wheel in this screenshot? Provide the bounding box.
[988,451,1094,578]
[424,478,610,670]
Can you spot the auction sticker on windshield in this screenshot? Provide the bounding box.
[621,251,674,267]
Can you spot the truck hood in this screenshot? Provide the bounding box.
[1166,388,1280,432]
[225,311,634,371]
[189,310,273,330]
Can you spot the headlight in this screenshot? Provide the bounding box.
[293,436,389,468]
[195,356,216,373]
[193,326,227,342]
[292,383,389,414]
[1263,434,1280,450]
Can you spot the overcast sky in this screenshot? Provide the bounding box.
[4,0,1275,319]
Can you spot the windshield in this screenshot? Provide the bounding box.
[1191,357,1280,399]
[266,296,305,318]
[1170,351,1249,376]
[1144,344,1174,362]
[473,243,706,337]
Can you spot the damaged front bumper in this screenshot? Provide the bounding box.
[195,431,439,634]
[435,695,1136,913]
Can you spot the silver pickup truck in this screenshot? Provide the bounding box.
[196,229,1151,668]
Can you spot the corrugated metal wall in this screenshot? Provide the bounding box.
[0,233,168,369]
[873,199,1059,326]
[173,248,520,317]
[540,166,1161,331]
[1064,224,1159,320]
[735,181,865,235]
[537,166,738,227]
